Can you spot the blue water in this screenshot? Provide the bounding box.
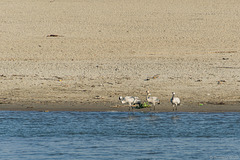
[0,111,240,160]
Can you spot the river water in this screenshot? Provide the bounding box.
[0,111,240,160]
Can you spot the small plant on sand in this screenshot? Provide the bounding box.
[136,102,151,109]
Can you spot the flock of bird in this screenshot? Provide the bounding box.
[119,91,181,111]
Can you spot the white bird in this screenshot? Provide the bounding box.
[119,96,141,111]
[170,92,180,111]
[146,91,160,111]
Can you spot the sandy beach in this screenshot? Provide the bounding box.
[0,0,240,112]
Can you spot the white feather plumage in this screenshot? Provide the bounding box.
[171,92,180,111]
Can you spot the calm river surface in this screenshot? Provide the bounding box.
[0,111,240,160]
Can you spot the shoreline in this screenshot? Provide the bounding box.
[0,101,240,112]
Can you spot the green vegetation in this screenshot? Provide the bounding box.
[136,102,151,109]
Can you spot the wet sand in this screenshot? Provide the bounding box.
[0,102,240,113]
[0,0,240,112]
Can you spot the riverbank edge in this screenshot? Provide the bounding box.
[0,101,239,112]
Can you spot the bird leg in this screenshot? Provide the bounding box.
[129,103,133,112]
[129,105,132,111]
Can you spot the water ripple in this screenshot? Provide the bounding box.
[0,111,240,159]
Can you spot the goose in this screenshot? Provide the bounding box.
[146,91,160,111]
[170,92,180,111]
[119,96,141,111]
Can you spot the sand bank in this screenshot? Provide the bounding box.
[0,0,240,112]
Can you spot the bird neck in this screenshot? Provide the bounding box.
[147,94,150,99]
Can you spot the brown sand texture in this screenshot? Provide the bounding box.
[0,0,240,112]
